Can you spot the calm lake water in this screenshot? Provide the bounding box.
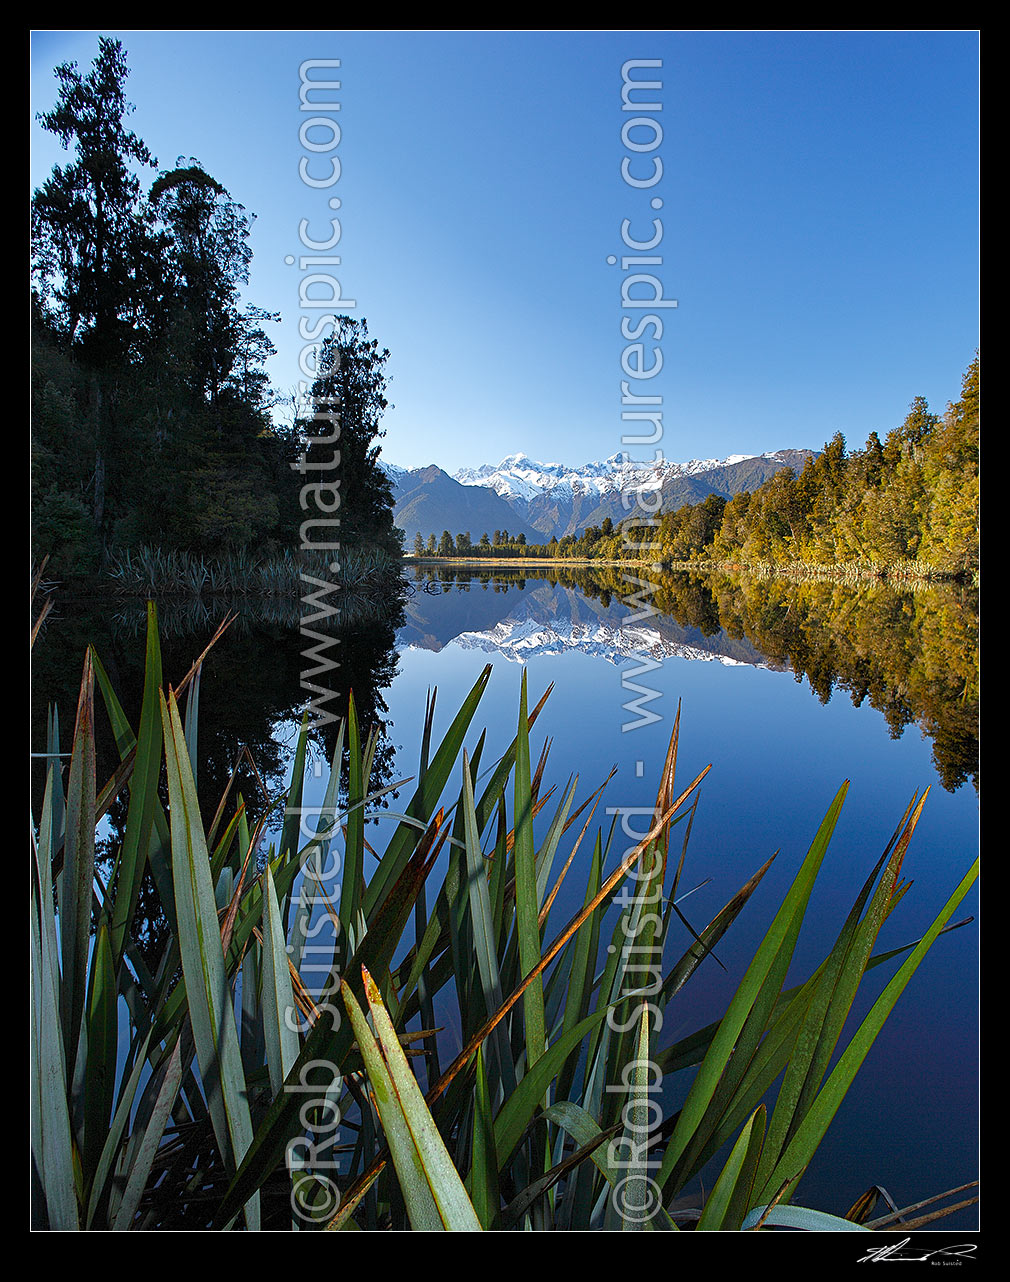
[33,565,979,1228]
[392,567,979,1226]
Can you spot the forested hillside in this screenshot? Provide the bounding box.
[423,357,979,580]
[699,358,979,575]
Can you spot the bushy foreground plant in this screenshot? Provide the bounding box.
[30,605,977,1230]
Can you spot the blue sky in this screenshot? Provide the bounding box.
[30,30,979,473]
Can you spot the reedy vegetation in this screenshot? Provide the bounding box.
[31,605,977,1230]
[103,546,401,600]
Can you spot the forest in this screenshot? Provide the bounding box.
[415,357,979,580]
[31,38,402,582]
[33,43,977,594]
[30,34,979,1236]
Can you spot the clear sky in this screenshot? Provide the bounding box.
[30,30,979,473]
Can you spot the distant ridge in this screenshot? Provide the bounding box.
[383,450,816,542]
[384,463,541,545]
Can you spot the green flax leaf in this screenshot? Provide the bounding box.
[161,688,260,1230]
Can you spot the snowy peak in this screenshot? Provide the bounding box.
[451,616,755,668]
[453,451,763,500]
[387,447,815,541]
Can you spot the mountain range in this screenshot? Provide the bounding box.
[384,463,542,545]
[399,577,772,670]
[384,449,816,544]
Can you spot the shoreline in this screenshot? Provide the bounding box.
[407,556,655,568]
[407,555,974,585]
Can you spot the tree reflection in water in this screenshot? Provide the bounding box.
[33,562,976,967]
[31,583,406,967]
[406,563,978,794]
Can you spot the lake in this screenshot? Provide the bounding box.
[32,564,979,1228]
[388,565,979,1227]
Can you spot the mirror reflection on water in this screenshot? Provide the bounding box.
[31,564,979,1226]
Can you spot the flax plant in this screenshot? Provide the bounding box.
[30,604,977,1230]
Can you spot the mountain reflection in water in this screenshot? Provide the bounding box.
[402,565,978,793]
[30,562,979,1225]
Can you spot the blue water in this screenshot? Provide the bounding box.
[375,574,979,1227]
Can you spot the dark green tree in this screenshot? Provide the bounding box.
[31,39,297,567]
[32,37,159,544]
[32,37,157,359]
[300,317,401,555]
[149,162,277,410]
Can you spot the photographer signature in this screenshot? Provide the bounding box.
[858,1238,976,1263]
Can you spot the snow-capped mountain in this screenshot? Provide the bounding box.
[451,616,759,668]
[454,451,778,502]
[381,462,542,544]
[382,449,815,542]
[450,450,815,539]
[398,579,772,669]
[379,460,411,485]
